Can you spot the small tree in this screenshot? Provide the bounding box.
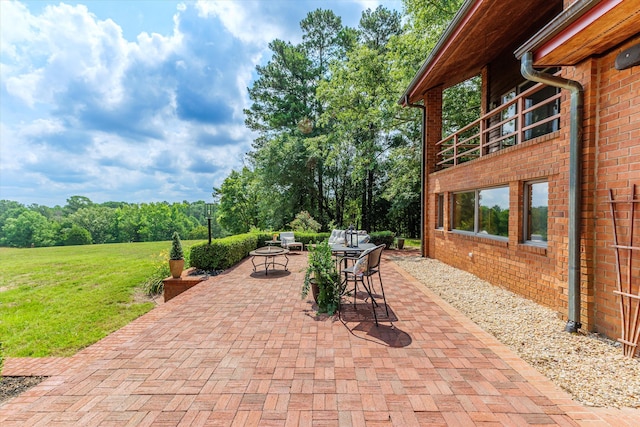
[169,232,184,260]
[289,211,321,233]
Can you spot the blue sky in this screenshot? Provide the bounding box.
[0,0,402,207]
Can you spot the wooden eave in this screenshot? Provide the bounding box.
[400,0,561,105]
[515,0,640,66]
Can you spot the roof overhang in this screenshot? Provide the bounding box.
[515,0,640,66]
[400,0,561,105]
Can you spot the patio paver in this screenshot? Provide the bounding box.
[1,250,638,426]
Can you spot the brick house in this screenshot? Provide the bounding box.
[400,0,639,345]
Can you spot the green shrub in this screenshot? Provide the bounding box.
[253,231,277,244]
[170,232,184,260]
[190,233,258,270]
[186,225,209,240]
[293,231,330,246]
[370,231,395,248]
[63,225,92,246]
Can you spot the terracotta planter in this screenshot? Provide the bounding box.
[169,259,185,279]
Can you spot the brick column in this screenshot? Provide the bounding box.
[423,86,443,258]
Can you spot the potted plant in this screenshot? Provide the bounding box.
[169,231,185,279]
[301,241,340,315]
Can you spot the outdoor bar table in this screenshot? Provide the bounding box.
[331,242,376,271]
[249,246,289,275]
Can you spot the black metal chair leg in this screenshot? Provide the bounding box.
[364,275,379,326]
[377,271,388,316]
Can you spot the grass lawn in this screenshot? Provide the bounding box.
[405,238,420,248]
[0,240,201,357]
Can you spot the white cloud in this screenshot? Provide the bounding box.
[195,0,283,46]
[0,1,250,205]
[18,118,65,137]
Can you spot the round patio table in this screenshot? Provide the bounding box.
[249,246,290,275]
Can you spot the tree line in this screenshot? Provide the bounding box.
[0,196,224,247]
[213,0,479,238]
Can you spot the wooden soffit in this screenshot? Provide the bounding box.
[516,0,640,66]
[401,0,561,105]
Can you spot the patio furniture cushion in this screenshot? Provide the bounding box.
[280,232,303,250]
[328,230,347,245]
[357,234,370,244]
[352,246,375,275]
[328,229,342,245]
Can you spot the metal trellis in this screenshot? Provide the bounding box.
[608,184,640,358]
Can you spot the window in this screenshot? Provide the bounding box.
[524,86,560,140]
[479,187,510,237]
[500,90,517,147]
[452,187,509,238]
[524,181,548,245]
[452,191,475,232]
[519,72,560,141]
[436,194,444,229]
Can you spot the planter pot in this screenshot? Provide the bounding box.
[396,238,405,250]
[311,279,320,303]
[169,259,185,279]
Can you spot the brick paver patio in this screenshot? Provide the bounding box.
[1,250,638,426]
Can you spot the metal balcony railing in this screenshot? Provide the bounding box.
[436,80,561,169]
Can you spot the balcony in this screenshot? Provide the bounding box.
[436,80,561,169]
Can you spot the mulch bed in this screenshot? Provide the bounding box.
[0,376,46,404]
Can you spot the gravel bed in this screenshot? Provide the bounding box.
[392,255,640,409]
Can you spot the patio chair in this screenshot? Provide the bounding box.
[340,244,387,325]
[279,232,303,251]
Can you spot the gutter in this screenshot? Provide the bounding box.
[520,52,584,333]
[404,95,426,257]
[514,0,603,61]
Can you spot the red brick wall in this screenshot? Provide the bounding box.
[590,35,640,339]
[426,130,570,318]
[424,86,443,258]
[420,34,640,339]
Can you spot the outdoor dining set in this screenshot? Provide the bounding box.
[249,228,389,325]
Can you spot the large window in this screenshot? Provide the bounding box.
[452,187,509,238]
[524,181,548,245]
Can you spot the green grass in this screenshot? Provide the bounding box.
[0,241,202,357]
[405,238,421,248]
